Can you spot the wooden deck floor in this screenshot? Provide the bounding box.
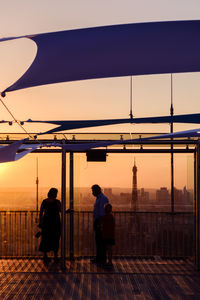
[0,258,199,299]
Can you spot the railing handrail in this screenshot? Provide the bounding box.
[0,209,194,258]
[0,210,194,214]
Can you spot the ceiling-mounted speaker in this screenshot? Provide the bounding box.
[86,150,107,162]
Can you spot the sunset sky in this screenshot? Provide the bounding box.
[0,1,199,195]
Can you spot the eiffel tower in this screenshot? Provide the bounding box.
[131,158,138,211]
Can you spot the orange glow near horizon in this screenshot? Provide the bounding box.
[0,151,193,191]
[0,162,10,175]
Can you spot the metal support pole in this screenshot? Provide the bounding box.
[195,143,200,270]
[170,143,174,213]
[170,74,174,213]
[129,76,133,119]
[35,157,39,224]
[61,148,66,269]
[36,157,39,212]
[194,151,197,265]
[170,144,174,213]
[69,152,74,260]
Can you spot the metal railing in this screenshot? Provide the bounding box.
[0,211,194,258]
[74,211,194,257]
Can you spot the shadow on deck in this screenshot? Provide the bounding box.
[0,257,199,299]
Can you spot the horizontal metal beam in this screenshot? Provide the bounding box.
[30,148,195,154]
[0,139,197,145]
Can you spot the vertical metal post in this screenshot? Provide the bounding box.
[195,143,200,270]
[69,152,74,260]
[170,144,174,213]
[170,74,174,213]
[61,148,66,269]
[36,157,39,212]
[129,76,133,119]
[35,158,39,224]
[194,150,197,265]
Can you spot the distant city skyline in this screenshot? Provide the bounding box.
[0,184,193,211]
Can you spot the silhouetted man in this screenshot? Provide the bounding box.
[91,184,109,264]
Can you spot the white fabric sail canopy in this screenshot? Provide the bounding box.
[1,20,200,96]
[0,141,40,163]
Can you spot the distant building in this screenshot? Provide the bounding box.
[139,188,149,202]
[183,186,193,205]
[174,188,182,203]
[120,192,131,207]
[132,159,138,211]
[156,187,170,203]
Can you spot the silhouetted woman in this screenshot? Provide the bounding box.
[39,188,61,263]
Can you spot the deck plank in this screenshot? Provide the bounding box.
[0,258,200,299]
